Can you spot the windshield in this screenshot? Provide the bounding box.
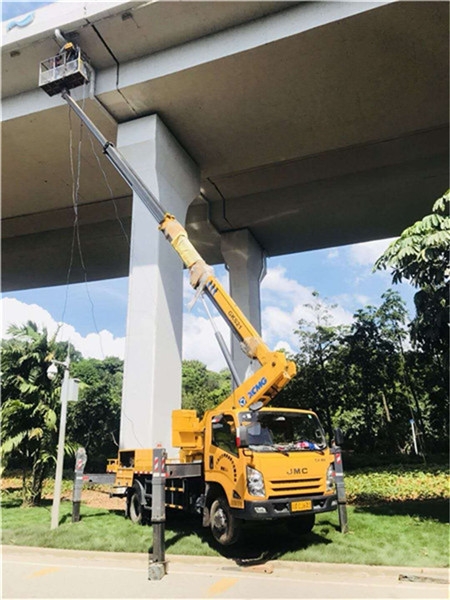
[239,411,327,452]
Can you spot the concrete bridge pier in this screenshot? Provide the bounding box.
[221,229,266,384]
[117,115,199,454]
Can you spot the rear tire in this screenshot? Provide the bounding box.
[210,496,241,545]
[289,513,315,534]
[129,490,144,525]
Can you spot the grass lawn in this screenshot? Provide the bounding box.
[1,486,448,568]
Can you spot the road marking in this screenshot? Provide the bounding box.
[206,577,238,597]
[4,560,144,574]
[28,566,61,578]
[4,561,446,591]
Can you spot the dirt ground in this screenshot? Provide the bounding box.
[70,487,125,511]
[1,477,125,511]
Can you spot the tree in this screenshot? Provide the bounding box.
[374,190,449,360]
[276,292,349,441]
[338,293,422,454]
[280,288,440,456]
[0,322,68,505]
[67,357,123,470]
[181,360,231,417]
[374,191,449,452]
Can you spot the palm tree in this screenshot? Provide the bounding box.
[1,321,61,506]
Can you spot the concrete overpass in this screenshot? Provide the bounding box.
[2,1,448,291]
[1,1,448,451]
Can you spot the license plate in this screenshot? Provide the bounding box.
[291,500,312,512]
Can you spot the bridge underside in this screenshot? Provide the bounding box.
[2,1,448,291]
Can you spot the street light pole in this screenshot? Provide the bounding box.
[50,352,70,530]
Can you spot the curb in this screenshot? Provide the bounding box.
[2,545,448,582]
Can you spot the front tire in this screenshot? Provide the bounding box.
[210,496,241,545]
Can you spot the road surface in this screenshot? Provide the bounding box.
[2,545,448,599]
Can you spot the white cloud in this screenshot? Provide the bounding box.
[1,294,229,371]
[330,292,371,311]
[327,249,339,260]
[260,266,354,352]
[2,297,58,339]
[354,294,370,306]
[1,297,125,360]
[261,265,314,303]
[182,311,228,372]
[2,262,361,373]
[347,237,397,267]
[273,339,295,356]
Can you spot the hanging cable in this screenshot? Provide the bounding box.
[60,88,105,359]
[87,131,130,247]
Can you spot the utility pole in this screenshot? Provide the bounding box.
[48,348,78,530]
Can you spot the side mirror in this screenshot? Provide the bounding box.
[236,426,249,448]
[334,427,344,447]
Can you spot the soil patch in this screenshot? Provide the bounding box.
[1,478,125,511]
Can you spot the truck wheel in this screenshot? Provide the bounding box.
[210,496,241,545]
[129,490,144,525]
[289,513,315,535]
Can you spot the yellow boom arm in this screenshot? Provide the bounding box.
[159,213,296,412]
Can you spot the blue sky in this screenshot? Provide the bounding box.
[1,0,419,370]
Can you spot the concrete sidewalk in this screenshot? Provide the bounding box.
[2,545,448,599]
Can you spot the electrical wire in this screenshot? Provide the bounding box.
[87,131,130,247]
[59,82,153,448]
[60,89,105,359]
[66,86,145,448]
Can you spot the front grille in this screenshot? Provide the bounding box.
[268,476,322,497]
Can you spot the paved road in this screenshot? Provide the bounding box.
[2,545,448,599]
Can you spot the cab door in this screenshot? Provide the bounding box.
[205,413,245,509]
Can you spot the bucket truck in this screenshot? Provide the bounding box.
[39,43,339,545]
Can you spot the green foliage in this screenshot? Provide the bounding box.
[0,322,65,505]
[275,192,450,454]
[345,465,449,504]
[67,357,123,471]
[374,190,449,359]
[374,190,450,288]
[279,285,448,455]
[1,323,123,492]
[274,292,349,440]
[181,360,231,416]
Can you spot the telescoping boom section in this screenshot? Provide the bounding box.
[56,91,296,417]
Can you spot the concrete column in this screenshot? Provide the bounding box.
[117,115,199,455]
[220,229,266,383]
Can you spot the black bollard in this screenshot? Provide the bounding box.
[148,447,167,580]
[332,445,348,533]
[72,447,87,522]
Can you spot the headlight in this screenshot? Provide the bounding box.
[326,464,335,491]
[246,465,265,497]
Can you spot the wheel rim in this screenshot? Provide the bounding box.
[212,507,227,532]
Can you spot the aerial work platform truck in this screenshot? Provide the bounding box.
[39,38,340,545]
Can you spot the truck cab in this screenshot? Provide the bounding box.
[202,407,337,544]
